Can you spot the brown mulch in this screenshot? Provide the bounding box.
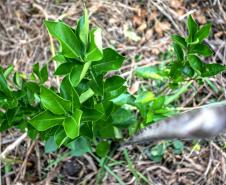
[1,0,226,184]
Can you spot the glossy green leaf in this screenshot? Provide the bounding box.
[171,35,187,48]
[88,73,103,96]
[40,65,48,83]
[54,55,81,63]
[44,21,81,58]
[0,119,9,132]
[104,86,127,100]
[135,91,155,104]
[169,61,184,81]
[80,122,93,138]
[13,72,23,88]
[173,43,183,61]
[3,65,14,78]
[93,120,115,138]
[54,127,68,147]
[70,61,91,87]
[82,108,104,122]
[6,107,19,125]
[76,79,90,94]
[39,126,57,141]
[194,23,211,42]
[187,15,198,42]
[63,109,82,139]
[188,54,202,75]
[29,111,65,131]
[27,125,38,140]
[54,62,75,75]
[104,76,126,92]
[202,63,226,77]
[189,43,214,57]
[1,97,18,109]
[79,88,94,104]
[32,63,40,78]
[25,82,40,105]
[92,48,125,74]
[98,101,114,120]
[40,126,60,141]
[111,93,132,105]
[135,66,166,80]
[94,103,104,115]
[53,54,68,63]
[182,64,195,77]
[112,108,136,128]
[85,28,103,62]
[40,86,71,115]
[151,109,174,122]
[0,68,12,97]
[76,9,89,47]
[32,63,48,83]
[60,76,80,112]
[151,96,165,110]
[96,141,110,158]
[146,109,154,123]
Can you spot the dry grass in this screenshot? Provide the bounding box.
[1,0,226,184]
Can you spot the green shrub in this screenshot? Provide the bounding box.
[0,10,225,157]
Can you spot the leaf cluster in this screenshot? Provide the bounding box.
[1,12,226,158]
[169,15,226,83]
